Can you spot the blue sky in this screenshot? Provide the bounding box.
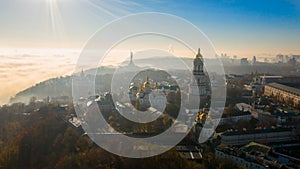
[0,0,300,57]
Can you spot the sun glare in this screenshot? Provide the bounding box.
[45,0,68,47]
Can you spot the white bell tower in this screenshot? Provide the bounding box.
[188,48,208,110]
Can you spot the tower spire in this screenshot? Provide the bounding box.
[129,51,134,66]
[80,68,85,77]
[196,48,202,59]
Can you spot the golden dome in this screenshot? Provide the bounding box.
[143,76,151,87]
[195,48,203,59]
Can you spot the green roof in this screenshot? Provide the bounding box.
[241,142,271,154]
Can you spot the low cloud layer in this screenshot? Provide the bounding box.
[0,48,79,105]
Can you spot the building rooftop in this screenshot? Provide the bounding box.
[216,143,291,169]
[176,146,203,160]
[222,127,292,136]
[267,82,300,96]
[241,142,271,155]
[68,117,81,128]
[260,76,283,78]
[274,107,300,116]
[235,102,252,112]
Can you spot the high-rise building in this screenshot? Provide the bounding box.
[276,54,283,63]
[252,56,256,65]
[241,58,248,65]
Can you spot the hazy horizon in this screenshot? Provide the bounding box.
[1,46,297,105]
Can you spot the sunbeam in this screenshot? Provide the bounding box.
[80,0,141,19]
[45,0,68,47]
